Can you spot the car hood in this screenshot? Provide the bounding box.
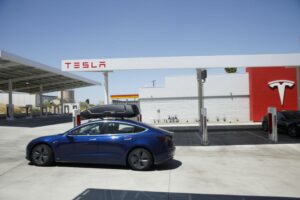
[31,133,64,143]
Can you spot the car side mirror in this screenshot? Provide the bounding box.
[66,133,75,139]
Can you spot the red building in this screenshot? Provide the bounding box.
[247,67,298,122]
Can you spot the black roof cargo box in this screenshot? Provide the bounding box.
[80,104,140,119]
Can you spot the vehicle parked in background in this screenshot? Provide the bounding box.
[262,111,300,137]
[26,118,175,170]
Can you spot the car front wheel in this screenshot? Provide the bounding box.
[128,148,153,171]
[31,144,54,166]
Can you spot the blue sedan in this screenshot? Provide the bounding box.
[26,119,175,170]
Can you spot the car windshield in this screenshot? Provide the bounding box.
[282,112,300,120]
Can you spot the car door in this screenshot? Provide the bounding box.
[277,112,286,132]
[97,122,140,165]
[56,122,104,163]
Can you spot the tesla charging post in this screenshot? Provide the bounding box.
[201,107,208,145]
[73,109,81,127]
[267,107,278,143]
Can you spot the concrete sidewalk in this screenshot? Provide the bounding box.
[0,123,300,199]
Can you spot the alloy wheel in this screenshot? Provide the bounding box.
[128,148,153,170]
[31,144,53,166]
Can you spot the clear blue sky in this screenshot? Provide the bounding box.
[0,0,299,104]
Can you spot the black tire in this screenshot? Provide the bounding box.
[288,125,297,137]
[30,144,54,166]
[262,121,268,132]
[127,148,153,171]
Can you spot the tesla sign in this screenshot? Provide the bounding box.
[62,60,106,71]
[268,80,294,105]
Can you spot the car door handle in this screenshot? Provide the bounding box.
[124,137,132,141]
[89,138,97,141]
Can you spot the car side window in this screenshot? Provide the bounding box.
[72,123,103,135]
[277,113,284,120]
[102,122,146,134]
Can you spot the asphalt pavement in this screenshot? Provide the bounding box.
[0,122,300,200]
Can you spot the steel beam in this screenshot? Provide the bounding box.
[39,85,43,117]
[0,73,56,85]
[7,79,14,120]
[60,90,64,114]
[196,69,203,139]
[15,80,79,91]
[297,67,300,110]
[103,72,109,104]
[0,62,19,69]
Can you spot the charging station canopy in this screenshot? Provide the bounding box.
[62,53,300,71]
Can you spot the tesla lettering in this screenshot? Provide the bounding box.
[268,80,294,105]
[64,61,106,69]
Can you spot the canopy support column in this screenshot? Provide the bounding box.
[103,72,109,105]
[7,79,14,120]
[297,67,300,110]
[39,85,43,117]
[60,90,64,114]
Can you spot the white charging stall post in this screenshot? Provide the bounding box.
[201,108,208,145]
[72,109,81,127]
[267,107,278,143]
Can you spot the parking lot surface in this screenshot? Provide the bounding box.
[0,122,300,200]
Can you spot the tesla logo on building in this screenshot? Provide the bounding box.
[268,80,294,105]
[64,61,106,69]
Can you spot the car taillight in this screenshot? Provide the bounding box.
[157,136,174,147]
[157,136,167,142]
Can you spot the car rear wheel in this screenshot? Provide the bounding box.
[31,144,54,166]
[288,125,297,137]
[128,148,153,171]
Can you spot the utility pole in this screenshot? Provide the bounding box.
[152,80,156,88]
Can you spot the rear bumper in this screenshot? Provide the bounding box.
[154,147,175,165]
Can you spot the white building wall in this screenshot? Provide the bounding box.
[139,73,250,124]
[140,97,249,124]
[140,74,249,98]
[0,92,36,106]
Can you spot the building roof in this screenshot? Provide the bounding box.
[0,50,101,93]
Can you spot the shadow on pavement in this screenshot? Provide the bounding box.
[173,130,300,146]
[0,115,72,127]
[51,159,182,171]
[73,188,299,200]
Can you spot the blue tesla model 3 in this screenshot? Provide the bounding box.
[26,119,175,170]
